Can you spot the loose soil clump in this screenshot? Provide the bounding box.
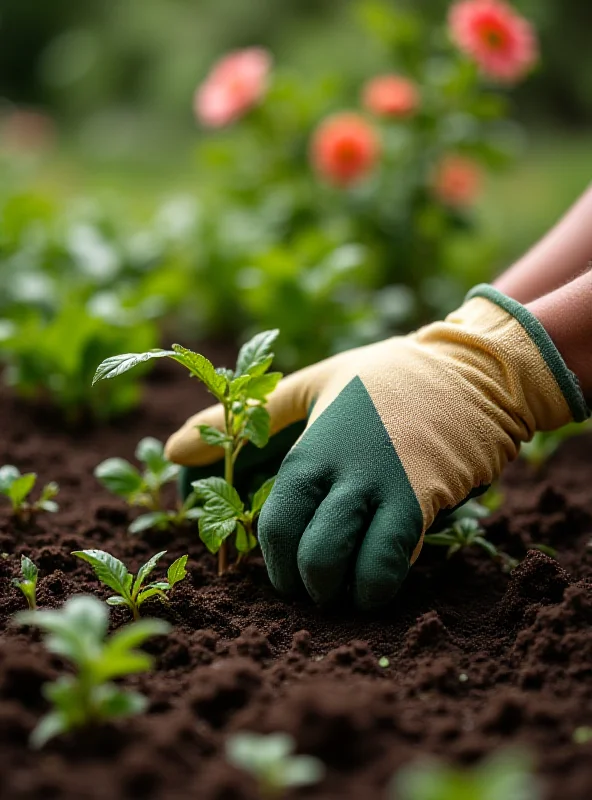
[1,354,591,799]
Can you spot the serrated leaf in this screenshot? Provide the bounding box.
[198,425,232,447]
[235,522,258,554]
[171,344,228,399]
[235,329,279,377]
[229,375,252,400]
[9,473,36,507]
[191,477,244,518]
[243,406,271,448]
[167,555,188,587]
[0,465,20,493]
[93,349,174,385]
[251,477,276,515]
[21,555,38,583]
[133,550,166,597]
[72,549,131,599]
[135,437,167,473]
[94,458,144,499]
[245,372,282,401]
[199,516,237,554]
[128,511,170,535]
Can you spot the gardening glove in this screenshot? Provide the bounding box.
[165,285,589,609]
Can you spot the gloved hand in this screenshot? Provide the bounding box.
[165,286,588,609]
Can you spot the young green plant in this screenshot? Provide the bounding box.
[392,748,540,800]
[14,594,169,748]
[72,549,188,621]
[12,555,39,610]
[94,437,201,533]
[226,732,325,799]
[0,465,59,521]
[92,329,282,575]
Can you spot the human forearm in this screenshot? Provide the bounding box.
[494,184,592,304]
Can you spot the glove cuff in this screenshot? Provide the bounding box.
[466,284,590,423]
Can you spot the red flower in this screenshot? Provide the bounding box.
[311,113,380,187]
[362,75,420,118]
[449,0,538,83]
[433,155,482,207]
[195,48,272,128]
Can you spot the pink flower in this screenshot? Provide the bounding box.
[1,109,56,152]
[449,0,538,83]
[311,113,380,187]
[362,75,420,118]
[432,155,482,207]
[195,48,272,128]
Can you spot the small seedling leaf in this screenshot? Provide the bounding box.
[93,350,174,385]
[135,437,167,473]
[30,711,69,749]
[244,406,271,448]
[281,755,326,788]
[95,458,144,498]
[199,516,237,554]
[192,477,244,518]
[9,473,37,507]
[251,477,276,515]
[167,555,188,587]
[133,551,167,597]
[245,372,282,401]
[72,549,131,599]
[106,596,130,606]
[128,511,170,535]
[198,425,232,447]
[95,686,148,718]
[235,523,258,554]
[171,345,228,399]
[21,555,38,583]
[229,375,253,400]
[235,329,279,377]
[0,465,20,494]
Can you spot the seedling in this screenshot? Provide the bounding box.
[94,437,202,533]
[93,329,282,574]
[392,748,540,800]
[521,422,589,471]
[72,549,188,620]
[14,595,169,748]
[12,555,39,609]
[226,732,325,798]
[0,465,59,521]
[573,726,592,744]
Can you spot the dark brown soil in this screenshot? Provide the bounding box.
[1,348,591,800]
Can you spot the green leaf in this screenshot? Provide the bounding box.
[251,477,276,515]
[94,458,144,499]
[171,344,228,399]
[39,482,59,503]
[191,477,244,519]
[136,586,168,605]
[530,543,557,559]
[133,550,166,597]
[21,555,38,583]
[473,536,500,559]
[37,500,59,513]
[128,511,171,535]
[235,329,279,377]
[145,581,170,591]
[229,375,253,400]
[243,406,271,448]
[93,349,174,385]
[106,596,130,607]
[198,425,232,447]
[235,523,257,554]
[424,532,458,546]
[97,687,148,719]
[72,549,131,599]
[95,652,153,682]
[199,516,237,554]
[135,437,167,473]
[183,507,204,521]
[281,755,325,788]
[0,465,20,494]
[30,711,69,749]
[106,618,170,654]
[167,555,188,587]
[8,473,37,507]
[245,372,282,401]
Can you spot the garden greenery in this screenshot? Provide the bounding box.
[0,465,59,520]
[93,330,282,574]
[72,549,188,620]
[12,555,39,610]
[14,595,169,748]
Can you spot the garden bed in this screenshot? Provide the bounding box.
[0,351,591,800]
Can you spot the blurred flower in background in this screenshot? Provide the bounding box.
[432,155,482,207]
[362,75,419,118]
[310,112,380,187]
[0,109,56,153]
[449,0,538,83]
[195,47,272,128]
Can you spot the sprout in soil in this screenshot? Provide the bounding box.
[12,555,39,610]
[94,436,202,534]
[92,329,282,575]
[226,732,325,798]
[392,747,540,800]
[0,465,59,521]
[72,549,188,621]
[14,594,169,748]
[573,726,592,744]
[520,422,590,472]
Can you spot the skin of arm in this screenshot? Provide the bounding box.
[527,269,592,401]
[493,183,592,304]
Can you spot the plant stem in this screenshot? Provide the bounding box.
[219,405,234,576]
